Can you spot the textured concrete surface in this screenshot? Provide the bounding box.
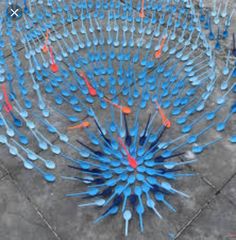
[179,194,236,240]
[0,1,236,240]
[0,176,58,240]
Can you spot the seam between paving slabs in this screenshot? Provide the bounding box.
[0,166,63,240]
[216,172,236,208]
[175,193,235,240]
[0,162,8,181]
[175,171,236,239]
[0,173,8,181]
[0,173,8,182]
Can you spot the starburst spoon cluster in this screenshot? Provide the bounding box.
[63,108,200,235]
[0,0,235,237]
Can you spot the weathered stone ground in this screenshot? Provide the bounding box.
[0,1,235,240]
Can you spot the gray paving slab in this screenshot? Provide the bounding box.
[178,194,236,240]
[0,176,58,240]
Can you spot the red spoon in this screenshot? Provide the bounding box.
[117,137,137,169]
[2,84,13,113]
[155,37,167,59]
[79,71,97,97]
[49,46,59,73]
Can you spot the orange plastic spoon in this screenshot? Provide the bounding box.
[42,30,50,53]
[104,98,131,115]
[140,0,145,18]
[155,100,171,128]
[68,121,91,130]
[155,37,167,59]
